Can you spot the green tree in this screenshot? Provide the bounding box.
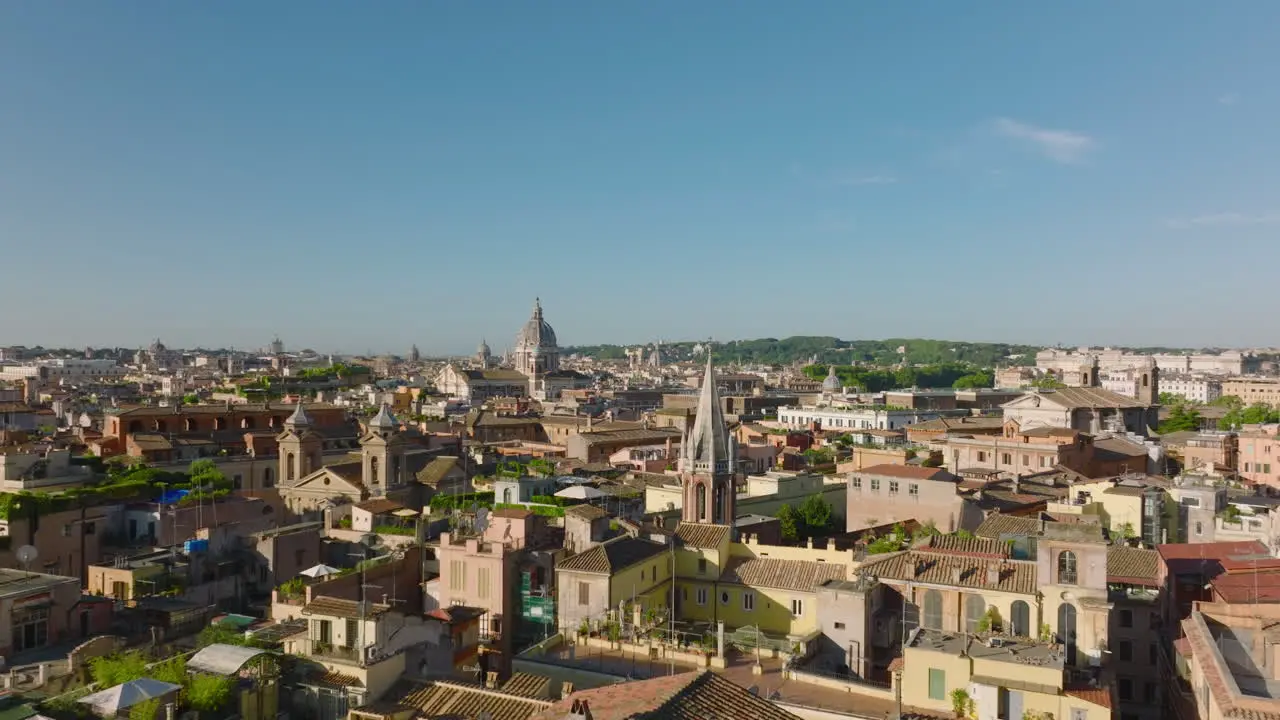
[1159,405,1203,433]
[90,651,149,687]
[952,372,993,389]
[181,393,200,406]
[149,655,188,685]
[186,673,236,713]
[1158,392,1183,405]
[129,699,161,720]
[798,494,834,536]
[776,504,799,542]
[1219,402,1280,429]
[1031,375,1066,389]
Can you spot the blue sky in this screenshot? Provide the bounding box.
[3,2,1278,354]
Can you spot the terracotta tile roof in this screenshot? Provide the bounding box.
[500,672,550,699]
[854,464,959,482]
[404,680,552,720]
[1016,387,1149,409]
[416,456,462,486]
[302,596,391,619]
[907,417,1005,433]
[719,555,847,592]
[564,504,608,521]
[527,670,802,720]
[860,549,1038,595]
[974,513,1042,539]
[921,535,1005,557]
[1107,546,1161,586]
[354,498,405,515]
[1064,686,1112,710]
[304,670,363,688]
[674,522,731,549]
[557,537,667,574]
[576,428,683,447]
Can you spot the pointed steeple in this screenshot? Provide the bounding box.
[683,353,732,474]
[367,403,398,434]
[285,398,312,429]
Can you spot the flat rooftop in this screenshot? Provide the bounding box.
[0,567,78,598]
[908,629,1065,670]
[1208,620,1280,699]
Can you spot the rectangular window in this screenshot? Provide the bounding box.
[1149,642,1158,665]
[1071,710,1088,720]
[698,558,707,575]
[1144,682,1157,703]
[1022,454,1029,466]
[1118,678,1133,701]
[1267,464,1273,474]
[852,477,862,490]
[578,581,590,606]
[1039,456,1048,467]
[791,598,804,616]
[477,567,490,599]
[450,560,467,591]
[1118,640,1132,661]
[1119,609,1132,628]
[870,479,880,492]
[928,668,946,700]
[696,587,708,606]
[909,483,919,498]
[743,592,755,611]
[977,451,987,463]
[888,481,899,496]
[834,622,846,629]
[1001,453,1011,465]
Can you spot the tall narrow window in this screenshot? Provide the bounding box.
[1057,550,1078,585]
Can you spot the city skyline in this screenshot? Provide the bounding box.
[4,3,1280,350]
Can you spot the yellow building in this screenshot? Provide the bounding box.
[901,629,1110,720]
[554,535,672,633]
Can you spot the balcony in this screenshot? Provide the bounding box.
[296,637,365,666]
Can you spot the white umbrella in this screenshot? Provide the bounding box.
[79,678,182,714]
[299,563,341,578]
[554,485,608,500]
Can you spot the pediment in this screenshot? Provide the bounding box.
[292,467,365,496]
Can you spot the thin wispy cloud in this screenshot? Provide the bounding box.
[836,174,898,186]
[1219,93,1239,106]
[992,117,1096,164]
[1164,212,1280,229]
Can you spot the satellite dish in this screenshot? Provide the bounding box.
[16,545,38,570]
[475,507,490,534]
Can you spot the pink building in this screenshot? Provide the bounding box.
[434,508,562,676]
[1238,425,1280,487]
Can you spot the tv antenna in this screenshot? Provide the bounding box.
[16,545,38,572]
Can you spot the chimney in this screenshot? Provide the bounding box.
[486,671,499,689]
[586,415,594,431]
[986,566,1000,586]
[568,699,593,720]
[1012,474,1021,495]
[950,567,963,584]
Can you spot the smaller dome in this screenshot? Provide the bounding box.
[285,400,312,428]
[477,339,491,356]
[822,366,841,392]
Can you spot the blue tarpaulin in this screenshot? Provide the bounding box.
[158,489,189,505]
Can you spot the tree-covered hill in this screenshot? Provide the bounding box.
[566,336,1040,368]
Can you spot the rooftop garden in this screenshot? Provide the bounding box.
[0,458,232,521]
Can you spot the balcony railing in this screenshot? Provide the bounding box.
[297,637,365,665]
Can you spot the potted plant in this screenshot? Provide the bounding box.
[950,688,974,719]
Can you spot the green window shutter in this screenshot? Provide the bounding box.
[928,668,946,700]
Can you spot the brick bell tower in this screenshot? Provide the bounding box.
[680,353,738,525]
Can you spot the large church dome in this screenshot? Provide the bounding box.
[516,298,557,349]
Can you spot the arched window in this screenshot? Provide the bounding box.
[1057,550,1078,585]
[713,483,725,523]
[1010,600,1031,637]
[1142,374,1149,388]
[286,453,295,481]
[370,457,379,486]
[154,420,167,432]
[503,488,513,504]
[213,417,227,431]
[241,417,255,429]
[263,467,274,488]
[1058,603,1078,662]
[964,595,986,633]
[184,418,199,432]
[391,456,401,486]
[696,483,707,522]
[923,590,942,630]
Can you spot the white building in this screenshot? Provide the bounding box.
[775,404,950,431]
[0,358,127,382]
[1036,347,1245,375]
[1160,374,1223,404]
